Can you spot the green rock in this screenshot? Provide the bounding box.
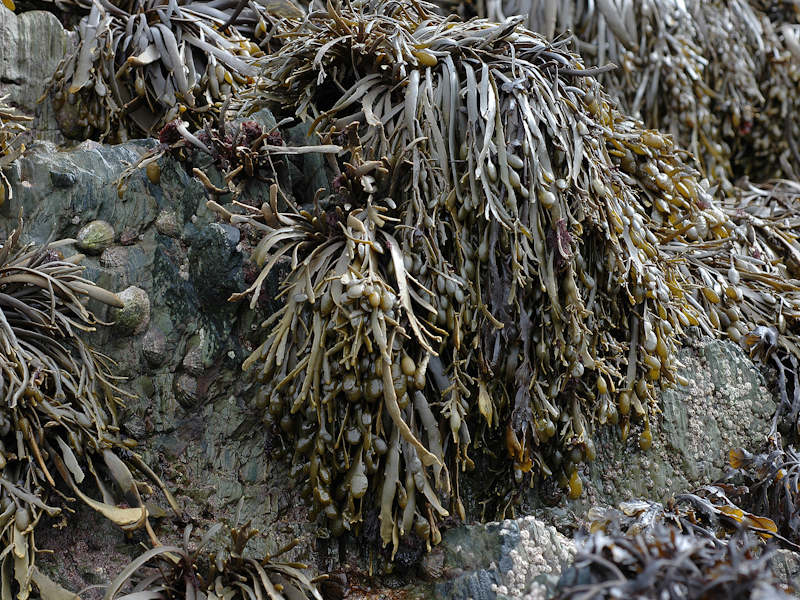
[76,219,115,254]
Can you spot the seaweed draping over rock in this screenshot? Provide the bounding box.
[46,0,304,141]
[0,222,178,599]
[0,97,30,203]
[220,0,800,553]
[104,523,322,600]
[443,0,800,188]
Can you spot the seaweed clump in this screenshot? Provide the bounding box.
[557,488,795,599]
[449,0,800,187]
[0,221,178,598]
[214,0,800,553]
[46,0,304,141]
[119,117,339,200]
[727,446,800,544]
[104,522,322,600]
[556,526,791,600]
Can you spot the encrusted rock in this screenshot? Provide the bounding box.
[579,337,776,507]
[188,222,245,308]
[141,327,167,366]
[0,6,69,142]
[99,246,128,269]
[111,286,150,335]
[435,515,574,600]
[155,210,181,238]
[76,220,115,255]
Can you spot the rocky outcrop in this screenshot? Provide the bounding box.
[0,134,789,598]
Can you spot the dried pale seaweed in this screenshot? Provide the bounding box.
[47,0,304,141]
[569,484,799,598]
[587,489,781,546]
[556,525,792,600]
[0,221,178,599]
[104,522,322,600]
[441,0,800,188]
[0,98,30,204]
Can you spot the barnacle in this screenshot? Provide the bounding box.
[0,220,178,599]
[104,522,322,599]
[46,0,303,142]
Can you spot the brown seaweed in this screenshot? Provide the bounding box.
[0,220,178,599]
[104,522,322,600]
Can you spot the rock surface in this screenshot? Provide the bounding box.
[576,337,776,509]
[0,134,792,598]
[434,516,574,600]
[0,6,69,142]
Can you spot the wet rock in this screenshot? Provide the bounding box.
[155,210,181,238]
[771,549,800,594]
[3,138,308,593]
[76,219,115,254]
[575,337,776,508]
[111,286,150,335]
[188,222,244,309]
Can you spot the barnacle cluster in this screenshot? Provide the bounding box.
[104,522,322,600]
[444,0,800,188]
[214,0,800,553]
[0,97,30,203]
[0,222,178,598]
[47,0,303,141]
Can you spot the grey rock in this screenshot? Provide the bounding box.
[0,6,69,142]
[3,138,314,592]
[188,222,244,309]
[111,286,150,335]
[771,550,800,596]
